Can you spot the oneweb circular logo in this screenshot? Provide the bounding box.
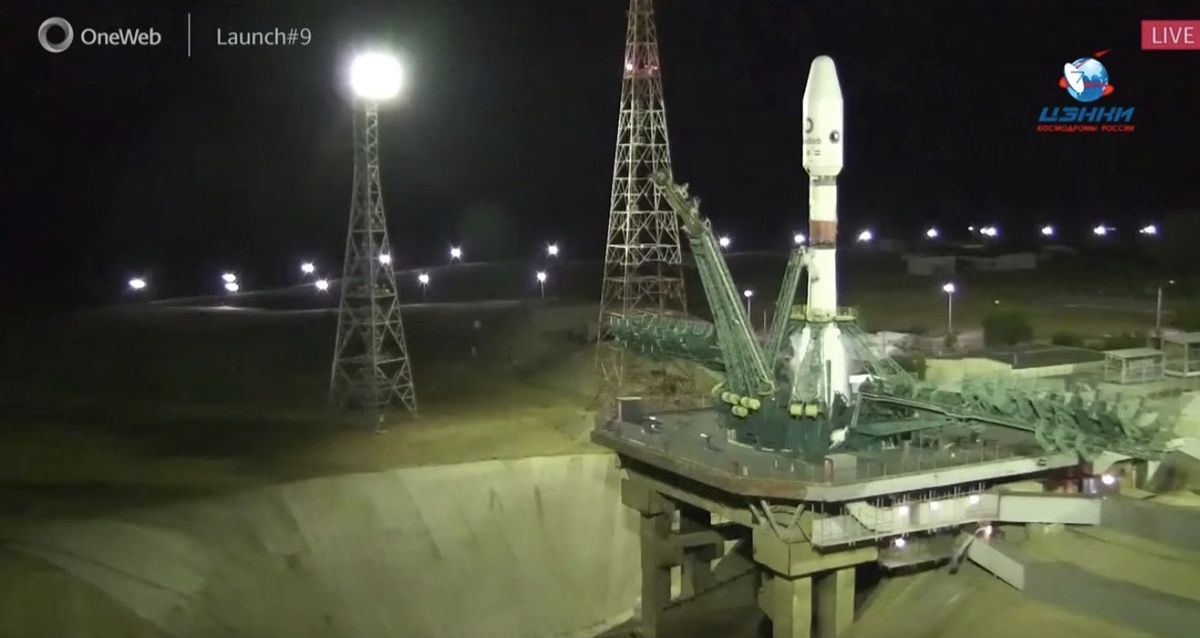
[38,17,74,53]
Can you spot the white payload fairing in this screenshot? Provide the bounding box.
[797,55,849,404]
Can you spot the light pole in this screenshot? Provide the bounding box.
[743,289,754,317]
[330,49,418,422]
[942,282,956,335]
[1156,279,1175,341]
[418,272,430,301]
[536,271,548,298]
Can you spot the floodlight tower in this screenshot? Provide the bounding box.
[596,0,687,389]
[329,51,417,426]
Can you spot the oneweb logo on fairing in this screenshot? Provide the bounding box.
[1036,49,1135,134]
[37,17,162,53]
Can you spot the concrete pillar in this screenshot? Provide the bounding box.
[815,567,854,638]
[640,510,673,638]
[761,573,813,638]
[679,503,716,597]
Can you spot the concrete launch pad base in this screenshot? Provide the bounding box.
[621,463,874,638]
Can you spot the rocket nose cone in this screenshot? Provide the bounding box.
[804,55,842,100]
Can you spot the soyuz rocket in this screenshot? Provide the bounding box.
[798,56,850,405]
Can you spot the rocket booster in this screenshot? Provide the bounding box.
[801,55,849,404]
[802,55,844,313]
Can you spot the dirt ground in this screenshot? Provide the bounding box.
[0,265,1195,637]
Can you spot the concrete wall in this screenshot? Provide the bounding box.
[7,454,639,638]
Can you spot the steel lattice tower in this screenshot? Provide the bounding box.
[597,0,687,389]
[330,104,417,426]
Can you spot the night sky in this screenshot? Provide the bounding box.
[4,0,1199,308]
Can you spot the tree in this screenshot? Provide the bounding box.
[983,309,1033,346]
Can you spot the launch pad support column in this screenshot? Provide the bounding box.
[760,573,813,638]
[754,526,875,638]
[816,568,855,638]
[638,502,673,638]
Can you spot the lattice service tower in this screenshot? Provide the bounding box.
[596,0,687,389]
[330,53,417,427]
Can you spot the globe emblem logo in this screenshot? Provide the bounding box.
[1059,52,1115,103]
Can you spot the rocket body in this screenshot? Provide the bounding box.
[801,56,849,403]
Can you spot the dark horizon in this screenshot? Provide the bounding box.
[4,0,1199,308]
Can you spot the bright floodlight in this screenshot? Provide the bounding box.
[743,289,754,299]
[718,235,732,249]
[547,243,560,257]
[128,277,147,291]
[1100,473,1116,486]
[315,278,330,292]
[979,225,998,238]
[893,537,907,549]
[897,504,910,517]
[349,52,405,101]
[856,229,873,243]
[967,225,976,233]
[224,281,240,293]
[449,246,463,261]
[1093,224,1109,237]
[942,282,956,294]
[221,272,237,284]
[925,227,939,239]
[418,272,430,285]
[536,271,548,283]
[1140,224,1158,236]
[793,232,806,245]
[379,253,392,265]
[300,261,315,275]
[1040,224,1055,237]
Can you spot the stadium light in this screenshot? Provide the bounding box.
[449,246,463,262]
[349,52,406,102]
[743,289,754,316]
[718,235,732,249]
[221,272,237,284]
[546,242,560,258]
[856,229,873,243]
[417,272,430,300]
[1040,224,1056,237]
[127,277,147,291]
[793,232,806,245]
[893,537,907,549]
[925,227,939,239]
[1100,473,1116,486]
[536,270,548,298]
[1093,224,1109,237]
[315,279,330,292]
[979,225,998,238]
[378,253,392,265]
[300,261,316,275]
[942,282,956,336]
[224,281,240,293]
[1140,224,1158,236]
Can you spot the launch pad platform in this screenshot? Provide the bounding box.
[591,397,1144,638]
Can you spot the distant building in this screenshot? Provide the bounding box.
[903,251,1039,276]
[903,254,956,276]
[959,252,1038,272]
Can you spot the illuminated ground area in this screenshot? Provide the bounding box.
[0,264,1198,637]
